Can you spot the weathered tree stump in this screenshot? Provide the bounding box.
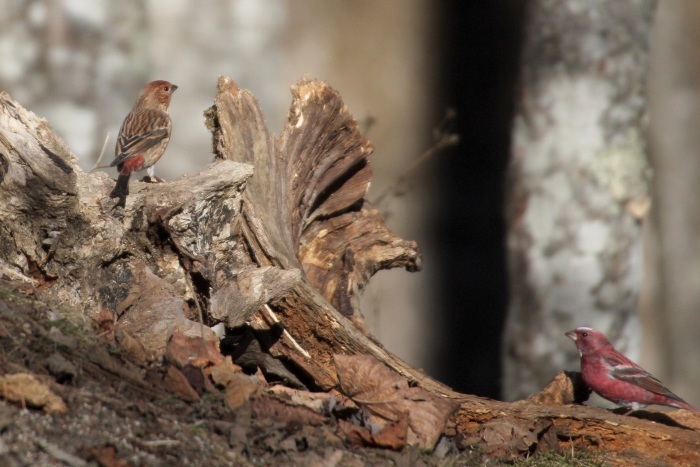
[204,77,450,395]
[1,78,699,462]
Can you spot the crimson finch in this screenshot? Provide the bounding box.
[109,80,178,207]
[566,327,700,413]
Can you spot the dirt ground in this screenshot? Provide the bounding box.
[0,284,498,466]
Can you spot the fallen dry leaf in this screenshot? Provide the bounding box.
[114,325,152,366]
[334,354,460,450]
[162,365,200,402]
[269,385,336,414]
[251,397,327,426]
[87,444,129,467]
[337,412,407,451]
[208,356,243,388]
[0,373,67,413]
[337,419,374,447]
[209,357,261,409]
[180,364,207,394]
[223,374,261,409]
[370,411,408,450]
[165,332,225,368]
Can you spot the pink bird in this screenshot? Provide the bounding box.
[566,327,700,413]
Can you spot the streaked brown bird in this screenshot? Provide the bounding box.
[109,80,177,207]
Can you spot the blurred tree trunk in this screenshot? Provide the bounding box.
[646,1,700,407]
[503,0,655,401]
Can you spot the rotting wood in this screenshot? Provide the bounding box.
[1,80,700,462]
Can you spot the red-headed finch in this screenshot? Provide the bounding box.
[109,80,177,207]
[566,327,700,413]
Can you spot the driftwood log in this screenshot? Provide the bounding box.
[1,77,699,464]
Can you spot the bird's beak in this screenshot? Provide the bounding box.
[565,330,577,341]
[171,84,178,92]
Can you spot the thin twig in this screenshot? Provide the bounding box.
[371,109,459,208]
[359,115,377,136]
[36,438,88,467]
[133,438,182,448]
[89,132,111,172]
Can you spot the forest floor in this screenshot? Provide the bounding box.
[0,283,483,466]
[0,281,652,467]
[0,281,692,467]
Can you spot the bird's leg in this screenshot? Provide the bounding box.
[619,406,634,415]
[142,165,165,183]
[110,172,131,209]
[617,402,645,415]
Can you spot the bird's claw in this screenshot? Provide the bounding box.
[111,195,127,210]
[142,175,165,183]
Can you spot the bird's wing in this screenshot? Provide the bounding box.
[111,109,171,166]
[608,358,687,403]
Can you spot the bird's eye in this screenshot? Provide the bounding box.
[163,86,169,91]
[581,332,588,337]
